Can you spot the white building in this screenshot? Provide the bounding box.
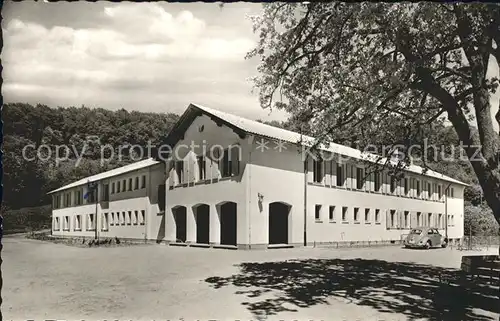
[50,103,466,249]
[50,159,166,242]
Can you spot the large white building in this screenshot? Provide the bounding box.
[51,103,466,249]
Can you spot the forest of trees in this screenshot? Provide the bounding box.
[1,103,179,232]
[1,102,497,235]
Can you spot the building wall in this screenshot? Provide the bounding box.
[245,137,465,247]
[51,163,164,241]
[164,114,249,246]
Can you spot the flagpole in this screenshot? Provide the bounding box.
[95,182,99,241]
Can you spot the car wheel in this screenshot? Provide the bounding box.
[425,240,431,249]
[441,241,448,248]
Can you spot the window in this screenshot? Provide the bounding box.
[139,210,145,225]
[103,184,109,201]
[75,215,81,230]
[128,178,133,191]
[158,184,166,211]
[87,214,95,231]
[110,213,114,226]
[390,210,396,228]
[336,165,344,187]
[102,213,109,231]
[63,216,70,231]
[374,172,381,192]
[356,168,364,189]
[122,179,127,192]
[121,212,126,226]
[342,207,348,222]
[135,177,139,190]
[375,209,381,223]
[417,212,422,226]
[390,177,397,194]
[416,181,421,197]
[141,175,147,188]
[438,213,443,228]
[404,178,409,195]
[117,181,121,193]
[111,182,115,194]
[312,159,323,183]
[127,211,132,225]
[354,207,360,222]
[427,183,432,199]
[54,217,60,231]
[450,188,454,198]
[198,156,206,181]
[438,185,442,199]
[329,206,336,221]
[75,190,82,206]
[222,149,232,178]
[133,210,138,225]
[404,211,409,228]
[428,213,433,226]
[364,208,370,223]
[315,205,322,221]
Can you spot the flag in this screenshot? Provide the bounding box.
[84,181,98,200]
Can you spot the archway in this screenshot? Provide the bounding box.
[218,202,237,246]
[193,204,210,244]
[172,206,187,242]
[269,202,291,245]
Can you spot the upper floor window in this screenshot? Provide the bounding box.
[221,147,240,178]
[111,182,115,194]
[135,177,139,190]
[416,181,421,197]
[122,179,126,192]
[390,177,397,194]
[336,165,344,187]
[356,168,364,189]
[102,184,109,201]
[175,162,184,184]
[198,156,206,181]
[438,185,442,199]
[374,172,381,192]
[128,178,133,191]
[313,159,323,183]
[117,181,121,193]
[141,175,147,188]
[404,178,409,195]
[427,183,432,199]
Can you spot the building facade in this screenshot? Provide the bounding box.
[50,159,166,242]
[50,103,466,249]
[162,104,466,249]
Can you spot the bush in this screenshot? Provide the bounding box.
[464,203,500,236]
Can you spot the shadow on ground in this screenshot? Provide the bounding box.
[205,258,499,320]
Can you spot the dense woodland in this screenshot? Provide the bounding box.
[1,103,497,235]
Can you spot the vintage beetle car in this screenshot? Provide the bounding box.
[404,226,448,249]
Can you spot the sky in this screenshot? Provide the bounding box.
[1,2,499,130]
[1,1,289,122]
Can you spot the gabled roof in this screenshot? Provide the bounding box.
[162,103,468,186]
[48,158,161,194]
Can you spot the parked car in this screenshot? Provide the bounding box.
[404,227,448,249]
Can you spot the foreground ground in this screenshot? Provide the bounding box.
[2,236,498,321]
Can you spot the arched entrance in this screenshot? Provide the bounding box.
[269,202,291,245]
[172,206,187,242]
[193,204,210,244]
[218,202,237,246]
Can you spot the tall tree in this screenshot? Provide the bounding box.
[248,3,500,226]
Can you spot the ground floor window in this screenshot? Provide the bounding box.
[342,207,348,222]
[74,215,81,231]
[102,213,109,231]
[54,217,60,231]
[63,216,70,231]
[375,209,381,223]
[87,214,95,231]
[139,210,145,225]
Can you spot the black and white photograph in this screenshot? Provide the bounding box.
[0,1,499,320]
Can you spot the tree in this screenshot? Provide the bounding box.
[248,3,500,227]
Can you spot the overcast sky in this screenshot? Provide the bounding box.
[2,1,289,121]
[2,2,499,129]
